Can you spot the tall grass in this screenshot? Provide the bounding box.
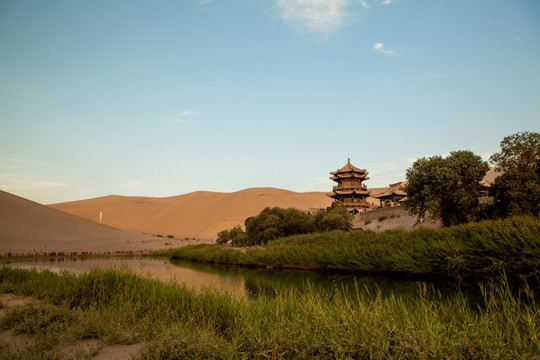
[0,266,538,359]
[171,216,540,282]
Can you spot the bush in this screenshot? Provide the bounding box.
[216,225,246,245]
[172,216,540,282]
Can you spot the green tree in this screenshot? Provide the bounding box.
[245,207,315,244]
[490,131,539,173]
[489,131,540,217]
[216,225,245,245]
[314,202,352,231]
[403,155,446,223]
[405,150,489,226]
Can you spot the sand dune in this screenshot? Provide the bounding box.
[1,186,389,253]
[49,188,347,239]
[0,190,161,254]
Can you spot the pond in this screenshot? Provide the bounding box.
[5,256,480,302]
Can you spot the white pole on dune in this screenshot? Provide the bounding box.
[100,211,103,224]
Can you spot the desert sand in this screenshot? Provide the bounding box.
[0,190,168,254]
[49,187,348,239]
[1,187,389,254]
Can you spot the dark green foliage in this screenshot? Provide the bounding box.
[405,150,489,226]
[490,131,540,217]
[491,167,540,217]
[245,207,315,244]
[221,204,352,246]
[490,131,539,173]
[313,202,352,232]
[216,225,246,245]
[167,235,174,239]
[172,217,540,282]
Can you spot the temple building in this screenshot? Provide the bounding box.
[327,158,371,214]
[372,181,408,207]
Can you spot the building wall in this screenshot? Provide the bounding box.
[356,206,409,223]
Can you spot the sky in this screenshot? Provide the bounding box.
[1,0,539,204]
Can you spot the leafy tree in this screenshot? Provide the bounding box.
[242,204,353,245]
[216,225,245,245]
[489,131,540,217]
[490,131,539,172]
[314,202,352,232]
[245,207,315,244]
[403,155,446,223]
[405,150,489,226]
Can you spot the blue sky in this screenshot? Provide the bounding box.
[1,0,539,204]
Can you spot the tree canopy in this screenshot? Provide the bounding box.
[489,131,540,217]
[217,203,352,246]
[404,150,489,226]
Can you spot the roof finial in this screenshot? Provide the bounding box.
[347,157,351,164]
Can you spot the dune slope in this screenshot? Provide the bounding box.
[49,188,342,239]
[0,190,155,253]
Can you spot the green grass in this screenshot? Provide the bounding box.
[0,266,538,359]
[171,216,540,282]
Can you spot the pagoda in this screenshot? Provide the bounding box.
[372,181,407,207]
[327,158,371,213]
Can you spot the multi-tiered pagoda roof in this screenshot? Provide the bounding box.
[327,158,371,213]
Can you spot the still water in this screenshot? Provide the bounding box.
[6,257,478,301]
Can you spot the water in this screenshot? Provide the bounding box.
[5,257,479,301]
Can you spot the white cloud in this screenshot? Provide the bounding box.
[382,0,392,4]
[359,0,370,8]
[178,110,203,116]
[373,42,396,56]
[275,0,349,33]
[173,110,204,124]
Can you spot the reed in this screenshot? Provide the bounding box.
[0,266,538,359]
[171,216,540,282]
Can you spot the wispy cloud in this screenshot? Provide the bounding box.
[173,110,204,123]
[179,111,203,116]
[359,0,370,8]
[382,0,392,4]
[275,0,349,33]
[373,42,396,56]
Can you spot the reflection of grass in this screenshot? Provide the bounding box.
[0,266,538,359]
[171,216,540,282]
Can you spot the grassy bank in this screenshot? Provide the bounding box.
[0,266,538,359]
[171,216,540,282]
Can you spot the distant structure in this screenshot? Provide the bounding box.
[479,167,502,197]
[327,158,371,214]
[372,181,408,207]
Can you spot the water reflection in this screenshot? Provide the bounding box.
[7,257,480,303]
[169,259,479,302]
[8,257,247,296]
